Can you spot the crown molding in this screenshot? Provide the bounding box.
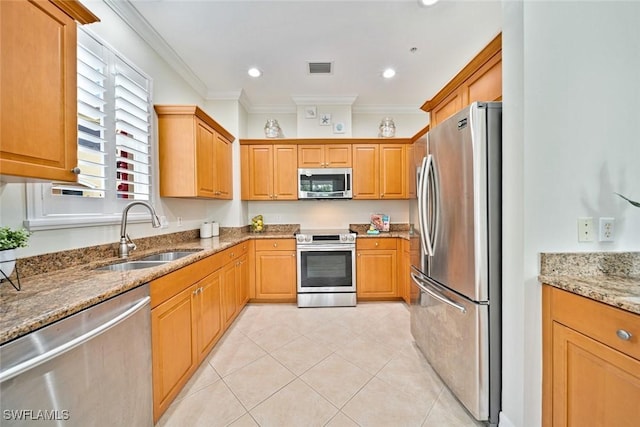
[103,0,207,97]
[351,104,425,115]
[291,95,358,106]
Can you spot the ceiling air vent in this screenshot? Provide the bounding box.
[308,62,333,75]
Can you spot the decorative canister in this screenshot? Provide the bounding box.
[378,117,396,138]
[264,119,282,138]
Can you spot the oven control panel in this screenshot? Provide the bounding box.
[296,231,356,245]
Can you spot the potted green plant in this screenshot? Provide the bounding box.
[0,226,30,278]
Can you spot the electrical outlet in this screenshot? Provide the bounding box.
[177,217,183,227]
[599,217,615,242]
[160,216,169,229]
[273,215,282,222]
[578,217,594,242]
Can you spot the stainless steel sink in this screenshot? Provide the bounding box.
[94,260,169,271]
[137,251,201,262]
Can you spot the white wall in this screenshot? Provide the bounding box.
[352,111,429,138]
[501,2,640,426]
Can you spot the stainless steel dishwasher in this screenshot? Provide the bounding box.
[1,284,153,426]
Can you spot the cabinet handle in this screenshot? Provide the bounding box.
[71,167,81,174]
[375,242,379,247]
[616,329,633,341]
[273,243,278,247]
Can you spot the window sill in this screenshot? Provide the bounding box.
[24,213,155,232]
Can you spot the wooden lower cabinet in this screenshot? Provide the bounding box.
[151,272,221,422]
[543,286,640,427]
[356,238,398,300]
[254,239,297,301]
[399,239,411,304]
[150,242,250,422]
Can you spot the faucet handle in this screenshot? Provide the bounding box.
[126,234,137,251]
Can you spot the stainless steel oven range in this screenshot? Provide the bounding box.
[296,229,356,307]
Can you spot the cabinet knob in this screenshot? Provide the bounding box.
[375,242,379,246]
[616,329,633,341]
[273,243,278,247]
[71,167,81,174]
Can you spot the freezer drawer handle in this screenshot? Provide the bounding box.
[410,272,466,313]
[0,296,150,383]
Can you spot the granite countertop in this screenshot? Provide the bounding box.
[539,252,640,315]
[0,227,297,345]
[0,223,411,345]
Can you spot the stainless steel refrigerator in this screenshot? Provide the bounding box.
[409,102,501,426]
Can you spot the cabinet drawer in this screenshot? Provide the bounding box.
[357,238,397,250]
[548,286,640,360]
[254,239,295,251]
[220,242,249,263]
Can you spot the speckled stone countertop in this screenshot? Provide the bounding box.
[0,226,298,345]
[539,252,640,315]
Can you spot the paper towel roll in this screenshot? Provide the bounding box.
[211,222,220,237]
[200,222,212,239]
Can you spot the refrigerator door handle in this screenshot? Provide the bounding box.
[417,155,434,256]
[410,270,466,313]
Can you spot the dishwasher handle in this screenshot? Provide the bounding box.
[0,296,150,383]
[411,271,466,313]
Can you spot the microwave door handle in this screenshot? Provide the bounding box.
[418,155,435,256]
[410,271,466,313]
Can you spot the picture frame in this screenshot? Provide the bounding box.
[304,106,317,119]
[319,113,331,126]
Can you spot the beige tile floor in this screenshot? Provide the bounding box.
[157,302,482,427]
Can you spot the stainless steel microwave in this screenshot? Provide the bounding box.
[298,168,352,199]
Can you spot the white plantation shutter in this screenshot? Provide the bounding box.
[28,28,154,226]
[114,59,151,201]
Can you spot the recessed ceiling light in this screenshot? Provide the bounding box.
[419,0,440,6]
[248,67,262,78]
[382,68,396,79]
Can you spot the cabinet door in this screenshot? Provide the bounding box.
[215,133,233,199]
[407,143,416,199]
[462,53,502,105]
[273,145,298,200]
[151,285,197,421]
[221,261,237,327]
[325,144,352,167]
[352,144,379,199]
[255,250,297,300]
[0,0,78,182]
[195,271,223,361]
[551,322,640,427]
[431,91,462,128]
[399,240,411,304]
[243,145,274,200]
[236,254,249,309]
[380,144,406,199]
[196,120,216,197]
[356,249,397,299]
[298,145,324,168]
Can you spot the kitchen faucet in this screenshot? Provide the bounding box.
[119,201,161,258]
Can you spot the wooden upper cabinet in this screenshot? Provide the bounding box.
[380,144,406,199]
[241,144,297,200]
[298,144,352,168]
[352,144,379,199]
[422,33,502,128]
[353,144,406,199]
[155,105,235,199]
[0,0,99,182]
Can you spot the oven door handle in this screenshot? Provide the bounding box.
[297,245,355,252]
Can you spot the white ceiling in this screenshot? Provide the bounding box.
[120,0,502,113]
